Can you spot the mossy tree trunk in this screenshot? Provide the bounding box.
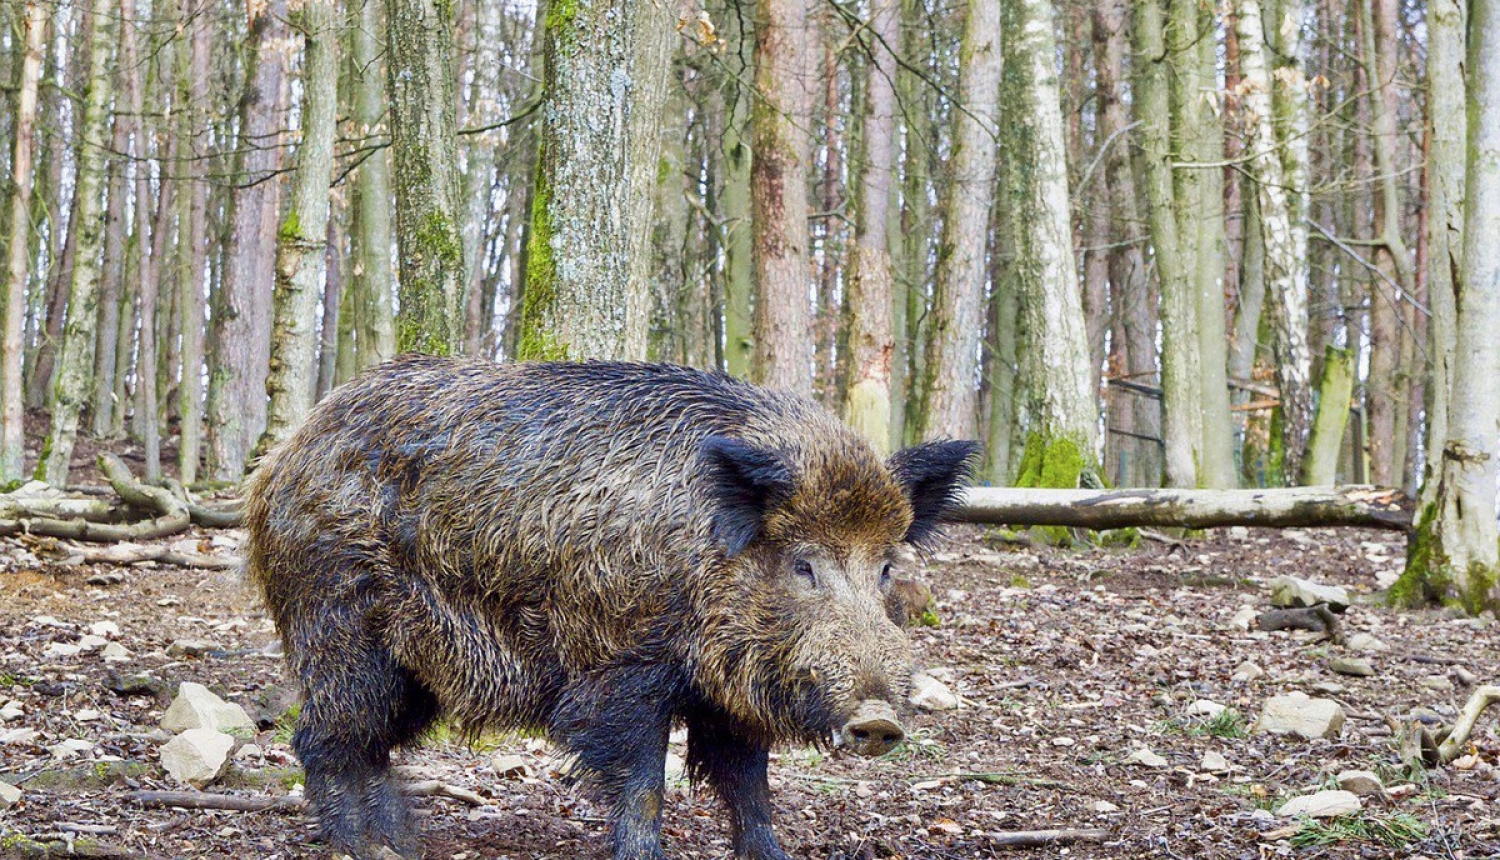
[1000,0,1098,483]
[518,0,673,362]
[1395,0,1500,615]
[1,0,46,483]
[37,0,114,487]
[387,0,465,356]
[347,0,396,372]
[176,0,210,484]
[842,0,899,454]
[257,0,338,456]
[1300,346,1354,485]
[749,0,815,392]
[919,0,1000,440]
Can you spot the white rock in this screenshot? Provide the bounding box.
[1200,750,1229,773]
[1228,526,1250,540]
[234,744,264,760]
[0,704,23,722]
[1187,699,1226,718]
[32,615,69,628]
[0,728,39,745]
[1330,657,1375,677]
[1346,633,1388,653]
[1254,692,1345,740]
[1229,606,1259,631]
[1232,661,1266,682]
[491,753,530,779]
[160,729,235,787]
[664,751,686,783]
[1275,790,1362,818]
[42,642,82,660]
[1051,736,1076,747]
[160,682,255,734]
[1420,674,1454,692]
[0,781,19,808]
[73,708,102,722]
[1268,576,1351,612]
[100,642,131,661]
[76,634,108,652]
[1092,800,1119,813]
[1336,769,1384,797]
[909,672,959,711]
[89,621,121,639]
[1126,748,1168,768]
[47,738,94,759]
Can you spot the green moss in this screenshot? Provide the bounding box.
[545,0,580,40]
[397,210,464,356]
[1457,560,1499,616]
[1099,528,1141,548]
[517,154,571,362]
[1014,433,1088,545]
[917,608,941,628]
[279,209,300,241]
[1389,503,1445,609]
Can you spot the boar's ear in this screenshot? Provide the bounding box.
[699,436,795,556]
[888,440,982,546]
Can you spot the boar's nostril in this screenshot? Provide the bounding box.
[840,700,905,758]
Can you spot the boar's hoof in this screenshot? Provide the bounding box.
[840,700,905,757]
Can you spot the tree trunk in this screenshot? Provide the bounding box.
[348,0,396,370]
[842,0,899,453]
[1300,346,1354,484]
[37,0,114,486]
[1236,0,1314,485]
[174,0,209,484]
[90,73,130,440]
[517,0,670,361]
[957,485,1411,531]
[206,0,290,479]
[717,0,754,378]
[749,0,815,393]
[1134,0,1201,488]
[920,0,1000,439]
[460,0,502,356]
[1418,0,1464,512]
[0,0,46,482]
[258,0,338,456]
[1001,0,1097,475]
[1395,0,1500,614]
[387,0,464,355]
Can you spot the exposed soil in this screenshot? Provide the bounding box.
[2,522,1498,859]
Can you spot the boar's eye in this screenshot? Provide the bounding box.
[878,562,893,590]
[792,558,817,587]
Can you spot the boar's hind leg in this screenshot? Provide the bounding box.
[293,632,439,860]
[551,666,682,860]
[686,715,791,860]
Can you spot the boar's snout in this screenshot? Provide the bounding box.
[840,700,905,757]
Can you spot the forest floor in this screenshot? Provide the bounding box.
[2,513,1498,859]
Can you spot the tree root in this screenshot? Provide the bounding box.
[1255,604,1344,645]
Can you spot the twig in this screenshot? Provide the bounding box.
[1437,685,1500,764]
[986,828,1110,848]
[128,790,305,812]
[913,772,1075,791]
[74,543,240,569]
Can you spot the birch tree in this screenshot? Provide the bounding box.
[37,0,114,486]
[347,0,396,370]
[1001,0,1097,481]
[387,0,464,355]
[750,0,815,393]
[919,0,1000,440]
[258,0,339,454]
[1236,0,1314,484]
[176,0,210,483]
[517,0,674,360]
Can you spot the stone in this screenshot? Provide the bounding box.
[1187,699,1226,718]
[47,738,94,759]
[664,751,686,783]
[1232,661,1265,682]
[491,753,530,779]
[100,642,131,661]
[1336,769,1384,797]
[1126,748,1168,768]
[1420,675,1454,692]
[160,682,255,734]
[0,728,39,745]
[0,781,19,808]
[159,729,235,787]
[42,642,82,660]
[1275,790,1362,818]
[910,672,959,711]
[1200,750,1229,773]
[1330,658,1375,677]
[1268,576,1351,612]
[166,639,221,658]
[105,671,167,698]
[73,708,102,721]
[1229,606,1259,631]
[1092,800,1119,813]
[234,744,264,760]
[1455,666,1479,686]
[1345,633,1388,653]
[1310,681,1346,696]
[1253,692,1345,740]
[0,702,23,721]
[89,621,121,638]
[76,634,108,652]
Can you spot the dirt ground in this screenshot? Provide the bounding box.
[2,518,1498,860]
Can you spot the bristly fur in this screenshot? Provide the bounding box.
[243,356,980,860]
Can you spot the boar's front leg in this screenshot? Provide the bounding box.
[686,714,791,860]
[552,666,683,860]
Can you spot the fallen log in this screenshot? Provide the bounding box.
[956,486,1411,532]
[0,454,189,541]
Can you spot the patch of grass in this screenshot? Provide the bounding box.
[271,703,302,746]
[1288,812,1427,848]
[1221,782,1277,811]
[1007,573,1033,589]
[1199,708,1249,739]
[879,730,948,764]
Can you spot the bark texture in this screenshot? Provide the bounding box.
[348,0,396,370]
